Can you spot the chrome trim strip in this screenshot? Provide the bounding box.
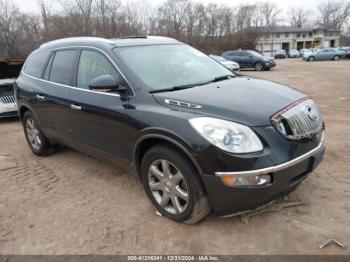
[215,131,325,177]
[21,45,135,97]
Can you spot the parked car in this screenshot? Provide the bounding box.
[303,48,344,61]
[274,50,287,59]
[16,36,325,223]
[299,49,310,56]
[288,49,300,58]
[301,49,313,58]
[221,50,276,71]
[336,47,350,59]
[209,54,240,71]
[0,79,18,118]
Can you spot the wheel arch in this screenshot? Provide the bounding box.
[19,105,31,120]
[133,131,203,178]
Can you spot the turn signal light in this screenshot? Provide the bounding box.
[220,174,271,187]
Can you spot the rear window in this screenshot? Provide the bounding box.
[49,50,78,86]
[23,50,51,78]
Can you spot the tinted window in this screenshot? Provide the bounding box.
[49,50,78,85]
[77,50,119,90]
[23,50,51,78]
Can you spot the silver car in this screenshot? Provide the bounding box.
[303,48,344,61]
[209,54,240,71]
[0,79,17,118]
[288,49,300,58]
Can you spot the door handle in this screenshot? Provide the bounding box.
[36,94,45,100]
[70,104,82,111]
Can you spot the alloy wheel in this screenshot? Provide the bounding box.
[148,159,189,214]
[255,63,263,71]
[26,118,42,150]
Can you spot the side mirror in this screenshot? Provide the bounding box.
[89,75,126,93]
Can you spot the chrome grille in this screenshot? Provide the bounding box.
[0,95,16,104]
[272,99,323,140]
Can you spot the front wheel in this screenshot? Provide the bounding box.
[141,144,210,224]
[333,55,340,61]
[254,62,263,71]
[22,111,53,156]
[308,56,315,62]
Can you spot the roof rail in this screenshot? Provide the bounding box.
[113,36,148,39]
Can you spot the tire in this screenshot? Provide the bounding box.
[308,56,315,62]
[140,144,210,224]
[333,55,340,61]
[254,62,263,71]
[22,111,53,156]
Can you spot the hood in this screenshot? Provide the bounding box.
[222,60,238,66]
[152,76,307,126]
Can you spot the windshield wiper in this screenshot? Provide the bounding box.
[149,81,209,93]
[210,74,235,83]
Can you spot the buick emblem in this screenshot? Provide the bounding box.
[306,106,318,121]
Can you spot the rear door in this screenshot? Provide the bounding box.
[39,49,78,143]
[20,48,78,144]
[239,51,252,68]
[318,49,329,60]
[69,48,131,160]
[228,51,243,66]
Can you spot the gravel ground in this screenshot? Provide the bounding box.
[0,59,349,255]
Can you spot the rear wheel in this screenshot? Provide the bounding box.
[22,111,53,156]
[254,62,263,71]
[333,55,340,61]
[141,144,210,224]
[308,56,315,62]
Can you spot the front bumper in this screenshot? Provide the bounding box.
[264,61,276,69]
[201,133,325,216]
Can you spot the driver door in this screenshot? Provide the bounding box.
[69,48,131,160]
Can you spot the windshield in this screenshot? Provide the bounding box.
[247,50,262,57]
[113,44,233,91]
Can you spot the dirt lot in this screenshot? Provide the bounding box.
[0,59,349,255]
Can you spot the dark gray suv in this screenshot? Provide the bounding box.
[15,36,324,224]
[222,50,276,71]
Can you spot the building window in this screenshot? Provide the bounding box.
[275,33,280,38]
[264,34,270,39]
[302,33,306,38]
[308,33,313,37]
[296,33,301,38]
[285,33,289,38]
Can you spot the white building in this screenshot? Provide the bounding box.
[257,26,341,56]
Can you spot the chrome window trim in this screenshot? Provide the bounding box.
[215,131,325,177]
[21,45,135,98]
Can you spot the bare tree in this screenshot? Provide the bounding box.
[317,1,350,29]
[289,7,310,27]
[0,0,23,57]
[258,2,281,26]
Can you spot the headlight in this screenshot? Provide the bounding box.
[189,117,263,153]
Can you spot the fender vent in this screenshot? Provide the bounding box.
[164,99,202,109]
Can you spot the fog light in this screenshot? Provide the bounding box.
[220,174,271,187]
